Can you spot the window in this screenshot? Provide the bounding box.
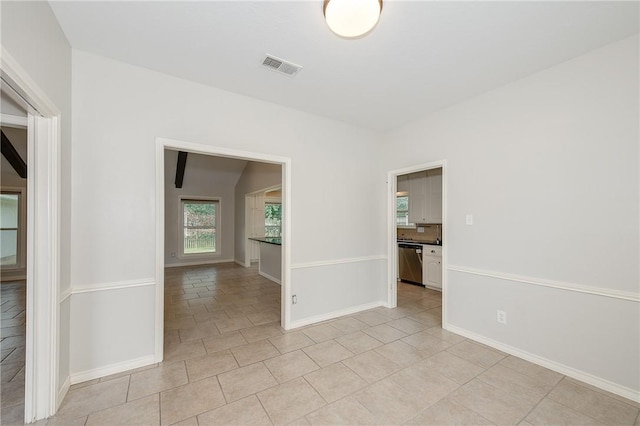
[0,192,20,267]
[264,203,282,237]
[396,195,409,226]
[181,199,219,255]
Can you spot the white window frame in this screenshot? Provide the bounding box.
[178,196,221,258]
[396,195,410,227]
[0,188,26,270]
[264,199,282,238]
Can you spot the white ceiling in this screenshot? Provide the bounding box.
[50,1,639,131]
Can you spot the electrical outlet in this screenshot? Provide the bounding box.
[466,214,474,225]
[497,310,507,324]
[171,252,176,258]
[292,295,297,305]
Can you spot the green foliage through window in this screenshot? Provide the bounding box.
[265,203,282,237]
[397,196,409,225]
[183,200,217,254]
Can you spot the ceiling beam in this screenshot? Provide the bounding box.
[175,151,188,188]
[1,130,27,179]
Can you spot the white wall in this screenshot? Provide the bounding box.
[1,0,73,397]
[70,50,387,376]
[233,161,282,264]
[382,35,639,398]
[164,150,245,266]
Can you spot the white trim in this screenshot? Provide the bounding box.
[289,301,385,329]
[69,355,156,385]
[56,376,70,411]
[178,196,222,259]
[58,288,72,304]
[71,279,155,295]
[448,265,639,302]
[445,324,640,403]
[386,160,448,327]
[0,113,28,128]
[259,271,281,285]
[234,259,250,268]
[2,46,62,423]
[291,255,387,270]
[165,258,235,268]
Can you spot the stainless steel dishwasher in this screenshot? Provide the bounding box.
[398,243,423,285]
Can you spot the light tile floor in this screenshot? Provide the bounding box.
[0,280,27,423]
[3,263,639,425]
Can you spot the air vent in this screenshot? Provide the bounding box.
[261,54,302,77]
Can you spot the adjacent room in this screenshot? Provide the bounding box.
[0,1,638,425]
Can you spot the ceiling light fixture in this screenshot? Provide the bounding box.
[323,0,383,39]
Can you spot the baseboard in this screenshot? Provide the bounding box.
[70,355,156,385]
[57,376,70,410]
[164,258,234,268]
[258,271,281,285]
[234,259,250,268]
[290,301,385,329]
[445,324,640,403]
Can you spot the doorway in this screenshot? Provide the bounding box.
[387,161,447,328]
[155,137,292,362]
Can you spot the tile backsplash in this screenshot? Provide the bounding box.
[397,224,442,242]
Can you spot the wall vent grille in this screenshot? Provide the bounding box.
[261,55,302,77]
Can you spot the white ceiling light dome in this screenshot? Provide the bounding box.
[324,0,383,38]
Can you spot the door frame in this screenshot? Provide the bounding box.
[2,48,62,421]
[386,160,448,326]
[155,137,292,361]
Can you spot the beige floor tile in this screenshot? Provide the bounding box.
[164,340,207,363]
[246,310,280,326]
[401,330,454,356]
[231,340,280,366]
[548,378,639,425]
[165,316,196,330]
[193,310,229,323]
[185,350,238,382]
[240,323,283,343]
[342,350,402,383]
[56,376,129,418]
[202,330,247,353]
[406,396,494,425]
[269,331,315,354]
[362,324,407,344]
[302,340,353,367]
[423,327,466,344]
[526,398,600,425]
[304,362,368,403]
[374,340,424,366]
[128,361,188,401]
[478,364,556,404]
[389,364,459,405]
[264,350,319,383]
[172,417,199,426]
[214,317,253,334]
[98,363,158,383]
[353,311,389,327]
[449,378,536,424]
[160,376,226,425]
[178,320,220,342]
[86,394,159,426]
[335,331,382,354]
[563,377,640,409]
[499,356,563,386]
[302,324,344,343]
[386,317,427,334]
[408,309,442,327]
[257,377,325,425]
[217,362,278,403]
[0,376,24,409]
[353,378,426,424]
[305,396,379,425]
[330,317,368,334]
[68,378,100,391]
[419,351,484,385]
[197,395,272,425]
[0,402,25,425]
[446,340,506,368]
[46,414,89,426]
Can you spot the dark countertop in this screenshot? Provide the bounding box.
[249,237,282,246]
[397,239,442,246]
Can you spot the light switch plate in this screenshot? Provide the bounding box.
[466,214,474,225]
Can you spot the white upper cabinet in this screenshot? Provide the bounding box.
[408,168,442,224]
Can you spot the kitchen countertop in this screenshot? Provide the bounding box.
[397,239,442,246]
[249,237,282,246]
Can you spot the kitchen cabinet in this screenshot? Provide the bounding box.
[422,245,442,290]
[408,168,442,224]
